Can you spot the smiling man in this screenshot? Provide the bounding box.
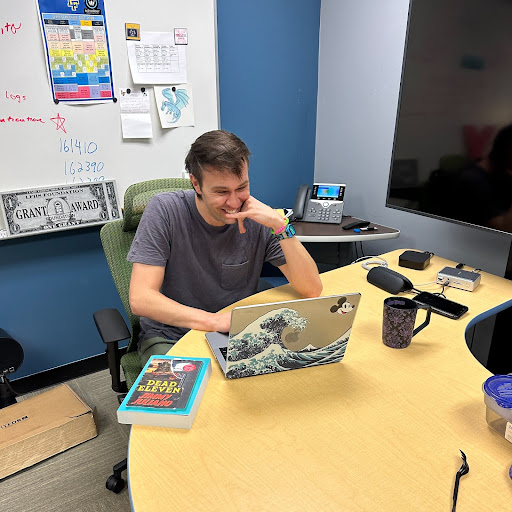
[128,130,322,364]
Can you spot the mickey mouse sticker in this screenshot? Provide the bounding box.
[330,297,355,315]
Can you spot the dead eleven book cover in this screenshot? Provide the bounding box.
[117,355,211,429]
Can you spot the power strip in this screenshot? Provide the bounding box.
[436,266,481,291]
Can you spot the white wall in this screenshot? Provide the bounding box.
[314,0,512,275]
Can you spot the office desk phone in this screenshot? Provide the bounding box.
[292,182,345,224]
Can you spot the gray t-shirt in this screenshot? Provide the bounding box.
[127,189,286,343]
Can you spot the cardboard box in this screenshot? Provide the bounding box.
[0,383,97,479]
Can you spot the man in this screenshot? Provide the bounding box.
[128,130,322,364]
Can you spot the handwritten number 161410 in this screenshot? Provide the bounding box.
[60,138,98,155]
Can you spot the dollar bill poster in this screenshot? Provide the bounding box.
[36,0,114,103]
[0,181,120,238]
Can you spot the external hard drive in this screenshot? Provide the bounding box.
[436,267,481,291]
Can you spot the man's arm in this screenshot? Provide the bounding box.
[225,196,322,298]
[275,236,323,298]
[129,262,231,333]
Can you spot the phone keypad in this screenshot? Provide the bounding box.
[304,201,343,224]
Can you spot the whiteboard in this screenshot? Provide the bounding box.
[0,0,219,231]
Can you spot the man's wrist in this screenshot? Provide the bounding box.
[271,216,289,234]
[273,222,296,241]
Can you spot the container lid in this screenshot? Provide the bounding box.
[483,375,512,408]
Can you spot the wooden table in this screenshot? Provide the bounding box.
[128,249,512,511]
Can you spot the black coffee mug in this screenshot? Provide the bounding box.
[382,297,432,349]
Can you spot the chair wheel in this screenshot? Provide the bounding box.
[106,474,125,493]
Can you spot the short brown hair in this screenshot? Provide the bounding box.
[185,130,251,187]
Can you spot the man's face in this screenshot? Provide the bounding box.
[191,162,250,226]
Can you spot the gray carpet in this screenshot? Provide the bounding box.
[0,370,132,512]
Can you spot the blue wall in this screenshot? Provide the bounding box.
[217,0,320,208]
[3,0,321,380]
[1,227,124,379]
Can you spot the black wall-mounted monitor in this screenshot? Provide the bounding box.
[386,0,512,236]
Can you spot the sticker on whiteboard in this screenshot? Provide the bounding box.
[174,28,188,45]
[154,84,194,128]
[126,23,141,41]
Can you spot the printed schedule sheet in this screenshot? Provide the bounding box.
[37,0,114,102]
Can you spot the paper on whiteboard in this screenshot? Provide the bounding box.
[154,84,194,128]
[36,0,115,104]
[119,88,153,139]
[127,32,187,84]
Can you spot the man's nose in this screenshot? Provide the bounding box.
[225,192,240,208]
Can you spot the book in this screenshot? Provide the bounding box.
[117,355,211,429]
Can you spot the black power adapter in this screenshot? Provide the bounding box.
[398,250,432,270]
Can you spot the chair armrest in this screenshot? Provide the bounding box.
[93,308,131,393]
[94,308,131,344]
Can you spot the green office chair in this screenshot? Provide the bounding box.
[93,177,193,494]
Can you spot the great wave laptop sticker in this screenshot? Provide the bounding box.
[205,294,361,379]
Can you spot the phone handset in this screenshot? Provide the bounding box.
[291,184,310,221]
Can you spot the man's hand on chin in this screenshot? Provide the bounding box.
[225,196,286,234]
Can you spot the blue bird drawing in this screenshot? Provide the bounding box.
[160,87,189,123]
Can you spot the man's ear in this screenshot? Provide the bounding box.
[189,174,202,196]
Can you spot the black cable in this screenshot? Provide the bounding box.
[412,278,449,298]
[359,241,365,257]
[433,281,448,298]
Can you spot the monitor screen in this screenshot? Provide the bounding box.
[386,0,512,235]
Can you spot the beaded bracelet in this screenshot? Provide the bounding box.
[272,217,289,235]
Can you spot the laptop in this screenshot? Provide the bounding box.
[205,293,361,379]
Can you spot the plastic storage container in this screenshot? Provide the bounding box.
[483,374,512,442]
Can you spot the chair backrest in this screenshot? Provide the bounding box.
[99,178,193,352]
